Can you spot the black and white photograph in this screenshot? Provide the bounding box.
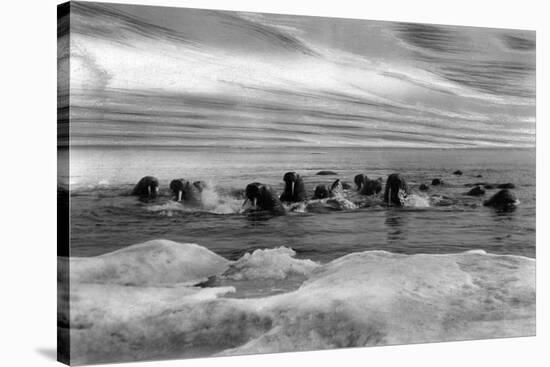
[56,0,537,365]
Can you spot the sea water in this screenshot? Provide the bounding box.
[66,146,535,259]
[60,146,536,364]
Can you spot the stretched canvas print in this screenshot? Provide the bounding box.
[57,1,536,365]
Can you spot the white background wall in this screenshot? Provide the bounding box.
[0,0,547,366]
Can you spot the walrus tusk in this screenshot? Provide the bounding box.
[148,185,151,197]
[253,197,257,209]
[242,198,249,208]
[291,182,294,198]
[388,187,392,206]
[177,190,182,202]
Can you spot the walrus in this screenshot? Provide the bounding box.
[354,174,366,191]
[170,179,205,203]
[316,170,338,176]
[483,189,519,210]
[312,179,344,200]
[131,176,160,199]
[354,174,382,195]
[244,182,285,213]
[280,172,307,203]
[313,185,330,200]
[362,178,382,196]
[466,185,485,196]
[384,173,410,207]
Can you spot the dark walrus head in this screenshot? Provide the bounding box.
[132,176,160,199]
[283,171,299,184]
[245,182,262,202]
[280,171,306,203]
[483,189,518,210]
[313,180,343,200]
[466,186,485,196]
[244,182,284,213]
[361,177,383,196]
[170,178,202,202]
[313,184,330,200]
[354,174,366,191]
[384,173,410,207]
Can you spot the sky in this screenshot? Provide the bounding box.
[59,1,536,148]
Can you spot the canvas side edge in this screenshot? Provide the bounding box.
[57,1,71,365]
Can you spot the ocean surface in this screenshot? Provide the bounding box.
[65,146,535,260]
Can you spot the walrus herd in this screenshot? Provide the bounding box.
[131,171,519,212]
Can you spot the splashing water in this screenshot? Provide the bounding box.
[199,185,245,214]
[402,193,431,208]
[146,186,245,216]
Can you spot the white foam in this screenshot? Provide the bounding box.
[199,186,244,214]
[403,193,431,208]
[328,197,357,210]
[145,201,187,216]
[283,202,307,213]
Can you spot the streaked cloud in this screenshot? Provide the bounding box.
[62,1,535,149]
